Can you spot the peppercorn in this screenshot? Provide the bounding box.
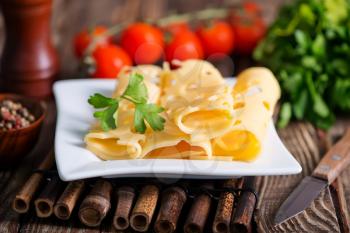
[0,100,36,132]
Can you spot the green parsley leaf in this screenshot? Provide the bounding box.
[134,103,165,133]
[134,105,147,133]
[93,102,119,131]
[254,0,350,130]
[88,93,117,108]
[305,73,330,117]
[122,73,148,104]
[88,93,119,131]
[94,103,119,131]
[88,73,165,133]
[143,104,165,131]
[293,89,308,119]
[278,102,292,128]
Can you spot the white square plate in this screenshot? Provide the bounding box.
[54,79,301,181]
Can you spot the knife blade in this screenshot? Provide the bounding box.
[274,176,327,224]
[274,128,350,225]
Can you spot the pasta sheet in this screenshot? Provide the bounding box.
[85,62,281,162]
[212,67,281,161]
[161,60,234,142]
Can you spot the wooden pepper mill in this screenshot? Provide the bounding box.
[0,0,58,98]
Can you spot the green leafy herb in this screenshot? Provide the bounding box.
[88,73,165,133]
[88,94,119,131]
[254,0,350,130]
[93,102,119,131]
[278,102,292,128]
[88,93,117,108]
[134,103,165,133]
[122,73,148,104]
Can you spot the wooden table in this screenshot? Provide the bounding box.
[0,0,350,232]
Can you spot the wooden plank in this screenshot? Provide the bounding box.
[314,120,350,233]
[330,178,350,233]
[340,169,350,230]
[0,101,56,233]
[0,169,21,233]
[19,213,100,233]
[168,0,210,13]
[255,123,341,232]
[328,118,350,232]
[16,100,98,232]
[139,0,167,21]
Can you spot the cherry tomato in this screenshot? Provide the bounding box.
[232,18,266,55]
[120,23,164,64]
[73,26,111,58]
[163,22,191,35]
[196,20,234,57]
[91,44,132,78]
[165,31,204,62]
[243,2,261,16]
[229,2,266,55]
[230,2,262,21]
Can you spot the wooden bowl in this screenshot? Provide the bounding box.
[0,94,46,168]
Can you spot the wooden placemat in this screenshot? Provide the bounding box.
[12,166,257,233]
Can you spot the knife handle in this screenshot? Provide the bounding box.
[313,128,350,184]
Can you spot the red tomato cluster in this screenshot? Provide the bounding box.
[73,2,265,78]
[196,21,234,58]
[120,23,164,65]
[229,2,266,55]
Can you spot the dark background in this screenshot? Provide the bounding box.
[0,0,290,78]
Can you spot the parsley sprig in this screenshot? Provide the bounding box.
[88,73,165,133]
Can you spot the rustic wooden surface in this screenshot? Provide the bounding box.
[255,123,341,232]
[0,0,349,233]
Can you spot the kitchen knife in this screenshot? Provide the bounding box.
[274,128,350,225]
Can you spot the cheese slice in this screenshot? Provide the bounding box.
[212,95,270,161]
[161,60,234,142]
[144,141,209,159]
[85,108,145,160]
[141,117,212,159]
[233,67,281,115]
[212,67,281,161]
[162,59,225,97]
[85,126,146,160]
